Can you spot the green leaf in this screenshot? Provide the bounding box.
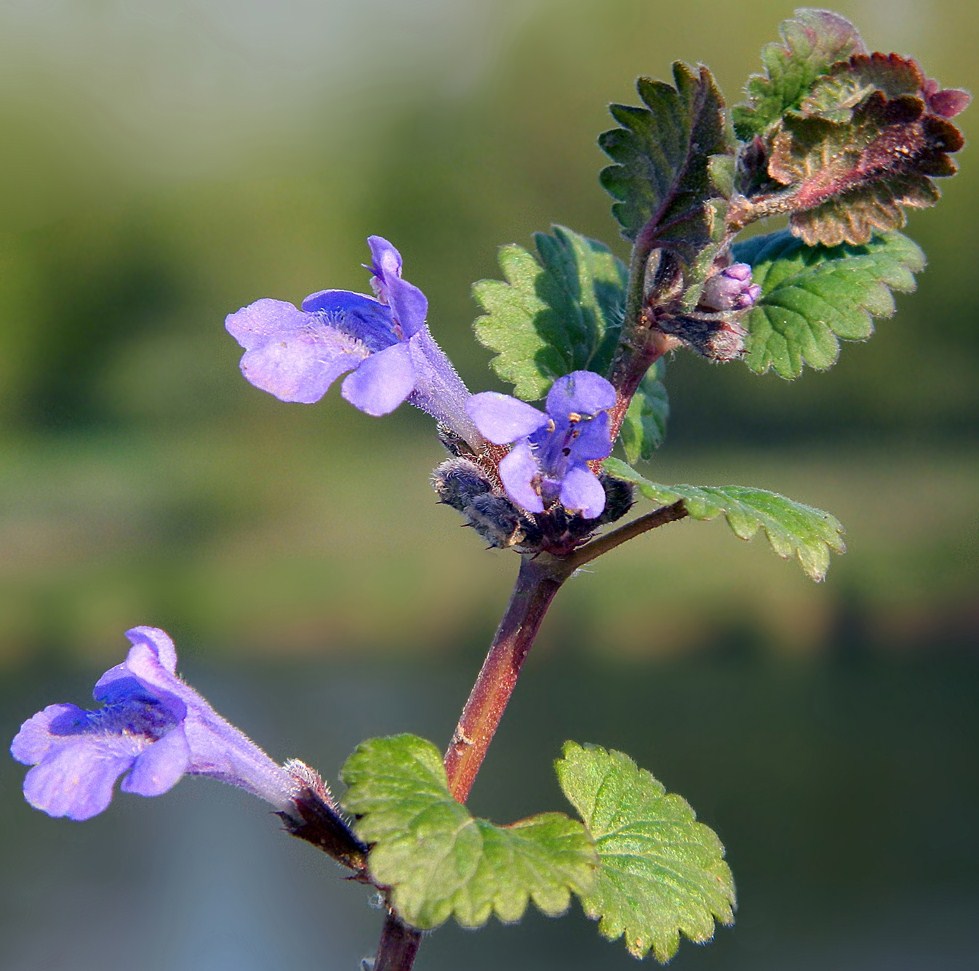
[600,63,733,247]
[620,361,669,464]
[769,92,964,246]
[556,742,735,963]
[341,735,597,930]
[472,225,626,400]
[604,458,845,581]
[733,9,865,140]
[733,229,924,377]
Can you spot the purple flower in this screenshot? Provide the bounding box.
[466,371,616,519]
[226,236,480,447]
[10,627,298,821]
[699,263,762,311]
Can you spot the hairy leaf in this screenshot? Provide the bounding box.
[341,735,596,929]
[605,458,845,581]
[620,361,669,463]
[556,742,734,963]
[733,9,866,140]
[600,62,733,248]
[472,226,626,400]
[733,229,924,377]
[799,52,971,124]
[769,91,965,246]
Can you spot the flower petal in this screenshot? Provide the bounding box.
[225,298,304,349]
[341,342,416,415]
[367,236,428,338]
[227,299,367,404]
[22,738,134,820]
[10,704,86,764]
[126,626,178,673]
[300,289,396,353]
[467,393,548,444]
[499,442,545,513]
[122,728,191,797]
[559,463,607,519]
[545,371,616,421]
[569,411,612,462]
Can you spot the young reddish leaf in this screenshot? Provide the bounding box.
[769,91,965,245]
[799,52,971,124]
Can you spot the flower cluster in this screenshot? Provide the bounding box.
[11,627,298,821]
[226,236,480,449]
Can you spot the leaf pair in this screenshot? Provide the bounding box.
[341,736,734,963]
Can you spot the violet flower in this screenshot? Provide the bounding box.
[699,263,762,311]
[466,370,616,519]
[226,236,480,448]
[10,627,298,821]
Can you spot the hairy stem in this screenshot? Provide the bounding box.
[443,554,568,801]
[371,553,569,970]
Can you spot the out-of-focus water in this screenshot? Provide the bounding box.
[4,647,978,970]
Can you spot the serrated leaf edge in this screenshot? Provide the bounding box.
[604,458,846,581]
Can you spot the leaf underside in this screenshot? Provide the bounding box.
[556,742,735,963]
[472,225,627,400]
[733,229,924,378]
[341,735,596,930]
[605,457,845,581]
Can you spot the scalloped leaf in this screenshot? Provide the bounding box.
[732,229,924,377]
[340,735,596,930]
[733,9,866,139]
[472,226,626,400]
[769,91,965,246]
[600,62,733,247]
[604,458,845,581]
[556,742,734,963]
[799,51,929,123]
[620,361,669,463]
[799,52,971,125]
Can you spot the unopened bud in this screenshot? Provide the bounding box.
[432,459,542,549]
[432,458,494,511]
[699,263,762,311]
[595,473,635,526]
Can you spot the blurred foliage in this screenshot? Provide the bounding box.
[0,0,976,665]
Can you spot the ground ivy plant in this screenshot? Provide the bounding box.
[11,10,967,971]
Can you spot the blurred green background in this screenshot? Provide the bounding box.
[2,1,977,969]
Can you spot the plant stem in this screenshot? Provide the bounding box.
[369,492,688,968]
[566,500,688,571]
[373,912,423,971]
[370,552,569,970]
[443,553,568,802]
